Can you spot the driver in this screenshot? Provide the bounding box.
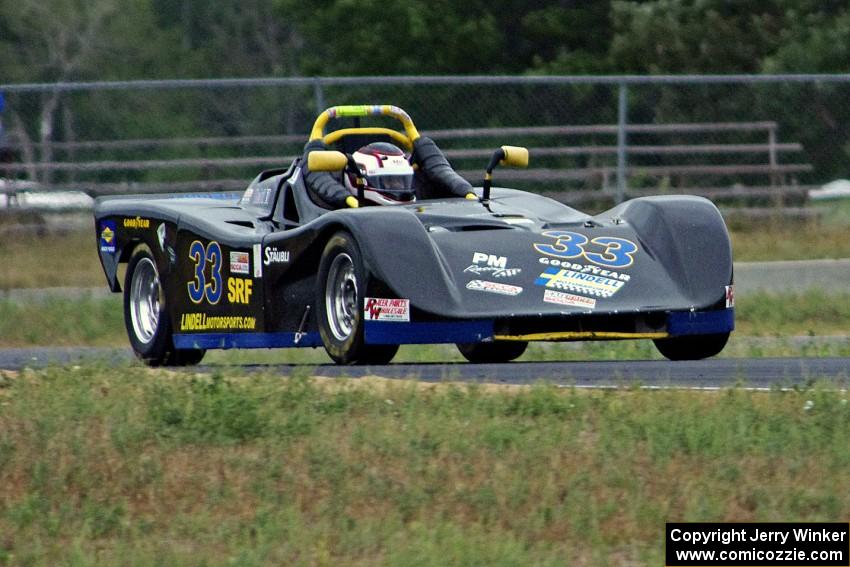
[302,137,477,208]
[344,142,416,206]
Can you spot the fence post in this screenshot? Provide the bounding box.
[768,124,778,188]
[313,79,326,112]
[616,82,628,203]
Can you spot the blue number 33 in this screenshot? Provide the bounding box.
[187,240,223,304]
[534,231,637,269]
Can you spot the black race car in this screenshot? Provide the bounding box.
[94,105,734,365]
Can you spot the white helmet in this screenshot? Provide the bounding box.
[345,142,415,205]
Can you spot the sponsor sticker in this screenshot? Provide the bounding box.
[465,252,522,278]
[534,266,625,298]
[229,251,250,275]
[263,246,290,265]
[364,298,410,322]
[227,277,253,304]
[725,284,735,308]
[179,312,256,331]
[538,257,630,281]
[466,279,523,296]
[99,220,116,254]
[543,289,596,309]
[156,223,166,251]
[123,216,150,229]
[253,243,263,278]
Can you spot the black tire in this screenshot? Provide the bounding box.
[316,231,399,365]
[653,333,729,361]
[123,248,205,367]
[456,340,528,363]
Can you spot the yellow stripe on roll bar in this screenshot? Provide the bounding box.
[309,104,420,143]
[323,127,413,150]
[494,331,670,341]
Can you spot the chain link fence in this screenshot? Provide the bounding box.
[1,75,848,208]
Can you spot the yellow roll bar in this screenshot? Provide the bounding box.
[308,105,421,148]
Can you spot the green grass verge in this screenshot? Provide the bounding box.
[2,292,850,361]
[0,366,847,566]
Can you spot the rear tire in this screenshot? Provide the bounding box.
[316,231,398,365]
[653,333,729,361]
[456,340,528,363]
[124,248,205,367]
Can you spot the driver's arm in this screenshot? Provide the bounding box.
[302,140,358,208]
[411,136,476,200]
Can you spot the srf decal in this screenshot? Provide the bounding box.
[227,277,253,305]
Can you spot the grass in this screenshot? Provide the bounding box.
[0,366,848,565]
[1,201,850,290]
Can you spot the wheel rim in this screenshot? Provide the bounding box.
[130,257,161,344]
[325,253,358,341]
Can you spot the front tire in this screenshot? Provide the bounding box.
[124,248,205,366]
[456,340,528,363]
[653,333,729,361]
[316,231,398,365]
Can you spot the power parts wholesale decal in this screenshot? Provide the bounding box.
[364,298,410,322]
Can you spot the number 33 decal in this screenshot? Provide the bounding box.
[534,231,638,268]
[188,240,223,304]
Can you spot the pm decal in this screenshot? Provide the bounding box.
[464,252,522,278]
[534,231,637,269]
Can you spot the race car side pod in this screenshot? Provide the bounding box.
[481,146,529,202]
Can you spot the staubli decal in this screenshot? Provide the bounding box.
[263,247,290,265]
[534,231,637,269]
[123,216,151,229]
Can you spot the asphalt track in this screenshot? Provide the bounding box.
[1,347,848,389]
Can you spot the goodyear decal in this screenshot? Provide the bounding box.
[123,216,150,229]
[99,220,116,254]
[534,267,625,298]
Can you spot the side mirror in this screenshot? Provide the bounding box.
[483,145,529,201]
[307,150,347,172]
[499,146,529,169]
